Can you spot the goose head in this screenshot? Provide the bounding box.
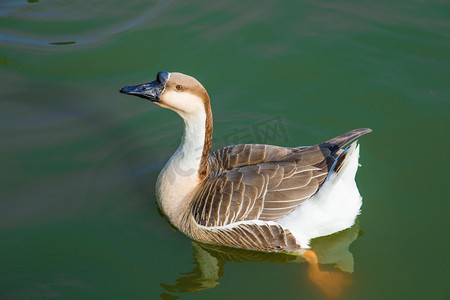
[120,72,210,118]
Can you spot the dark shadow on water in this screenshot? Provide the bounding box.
[49,41,77,45]
[160,220,361,299]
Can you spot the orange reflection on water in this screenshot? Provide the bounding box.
[160,220,361,299]
[302,249,353,299]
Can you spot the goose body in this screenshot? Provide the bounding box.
[120,72,371,253]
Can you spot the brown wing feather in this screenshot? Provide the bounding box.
[191,128,372,228]
[191,144,335,227]
[186,220,301,252]
[187,129,371,251]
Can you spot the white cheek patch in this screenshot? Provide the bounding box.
[162,90,205,115]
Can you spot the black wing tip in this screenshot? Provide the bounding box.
[319,127,372,153]
[357,127,373,134]
[345,128,373,136]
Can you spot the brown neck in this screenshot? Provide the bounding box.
[198,96,213,180]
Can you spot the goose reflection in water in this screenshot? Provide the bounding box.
[160,220,361,299]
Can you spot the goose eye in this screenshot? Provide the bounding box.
[176,85,183,91]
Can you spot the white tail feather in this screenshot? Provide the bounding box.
[277,142,363,248]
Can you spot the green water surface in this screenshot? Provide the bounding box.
[1,0,449,299]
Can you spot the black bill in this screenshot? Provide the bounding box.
[120,71,169,102]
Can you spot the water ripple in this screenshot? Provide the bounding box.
[0,0,176,48]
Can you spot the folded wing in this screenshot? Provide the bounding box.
[191,144,335,227]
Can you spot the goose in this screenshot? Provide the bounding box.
[120,71,371,294]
